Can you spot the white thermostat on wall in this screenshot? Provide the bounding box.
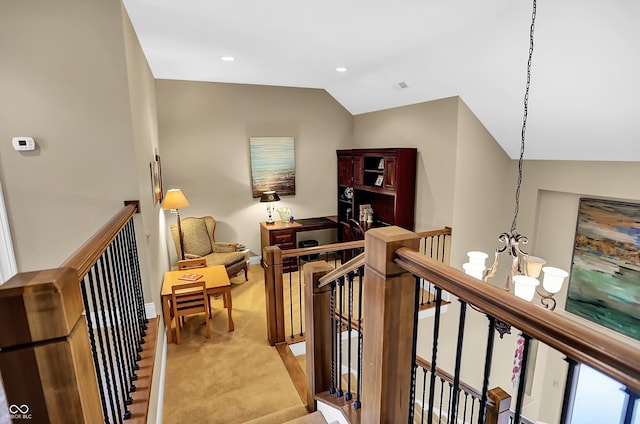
[12,137,35,151]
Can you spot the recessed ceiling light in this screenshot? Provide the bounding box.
[336,67,348,72]
[221,56,235,62]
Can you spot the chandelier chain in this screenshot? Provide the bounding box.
[511,0,537,234]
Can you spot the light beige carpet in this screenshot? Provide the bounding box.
[163,264,307,424]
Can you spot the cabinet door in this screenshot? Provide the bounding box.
[383,157,397,189]
[338,156,353,186]
[353,155,364,185]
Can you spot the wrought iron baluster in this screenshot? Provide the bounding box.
[299,259,303,336]
[115,231,141,370]
[438,377,445,424]
[96,257,125,423]
[125,220,147,330]
[289,266,294,340]
[345,272,354,401]
[87,267,119,423]
[421,366,428,424]
[337,276,344,398]
[513,333,532,424]
[100,252,132,419]
[80,276,109,421]
[409,275,421,424]
[479,316,497,424]
[449,300,467,423]
[428,287,443,424]
[329,281,336,395]
[354,266,364,409]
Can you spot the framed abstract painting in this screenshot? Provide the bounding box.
[566,198,640,340]
[249,136,296,198]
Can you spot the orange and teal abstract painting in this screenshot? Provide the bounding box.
[567,198,640,340]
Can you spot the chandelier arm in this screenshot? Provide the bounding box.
[536,288,557,311]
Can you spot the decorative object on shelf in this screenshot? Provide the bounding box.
[359,204,371,222]
[250,137,296,198]
[162,188,190,260]
[277,207,292,223]
[462,0,568,316]
[566,198,640,341]
[378,158,385,170]
[342,187,353,200]
[374,175,383,187]
[260,190,280,225]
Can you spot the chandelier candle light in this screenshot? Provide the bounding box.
[462,0,568,311]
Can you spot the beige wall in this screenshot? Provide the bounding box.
[516,161,640,422]
[0,0,140,271]
[0,0,167,420]
[353,97,459,232]
[155,80,354,259]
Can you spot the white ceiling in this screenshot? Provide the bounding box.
[123,0,640,161]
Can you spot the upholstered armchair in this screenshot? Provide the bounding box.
[170,216,248,281]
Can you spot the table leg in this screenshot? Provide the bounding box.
[225,288,234,332]
[162,295,173,343]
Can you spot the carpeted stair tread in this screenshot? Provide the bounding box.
[241,405,309,424]
[283,410,328,424]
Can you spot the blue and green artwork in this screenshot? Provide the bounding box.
[249,137,295,198]
[566,198,640,340]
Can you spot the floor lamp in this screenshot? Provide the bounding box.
[162,189,190,260]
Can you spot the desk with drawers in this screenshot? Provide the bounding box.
[260,216,338,271]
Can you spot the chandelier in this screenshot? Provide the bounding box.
[462,0,568,312]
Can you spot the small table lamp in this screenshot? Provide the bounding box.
[260,191,280,225]
[162,189,190,260]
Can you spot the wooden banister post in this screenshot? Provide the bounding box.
[263,245,285,345]
[303,261,334,411]
[0,268,103,423]
[361,226,420,423]
[487,387,512,424]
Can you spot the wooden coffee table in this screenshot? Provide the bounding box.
[161,265,234,344]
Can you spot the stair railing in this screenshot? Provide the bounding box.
[0,202,155,423]
[304,227,453,423]
[393,228,640,424]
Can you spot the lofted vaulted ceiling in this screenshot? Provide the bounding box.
[123,0,640,161]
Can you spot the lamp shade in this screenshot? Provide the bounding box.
[513,275,540,302]
[542,266,569,294]
[467,251,488,268]
[260,191,280,203]
[463,262,485,280]
[162,189,189,210]
[526,256,546,278]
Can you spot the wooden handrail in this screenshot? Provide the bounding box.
[415,226,452,239]
[318,253,365,288]
[281,240,364,259]
[61,203,138,277]
[395,247,640,395]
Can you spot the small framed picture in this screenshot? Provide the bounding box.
[378,158,385,170]
[375,175,384,187]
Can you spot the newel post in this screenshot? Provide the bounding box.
[361,226,420,423]
[0,268,103,424]
[263,245,285,345]
[303,261,334,411]
[487,387,512,424]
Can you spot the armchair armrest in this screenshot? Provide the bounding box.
[212,242,238,253]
